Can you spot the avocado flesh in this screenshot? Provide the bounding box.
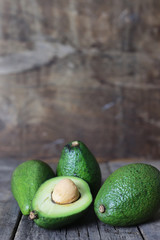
[94,163,160,226]
[11,160,55,215]
[31,176,92,229]
[56,140,101,197]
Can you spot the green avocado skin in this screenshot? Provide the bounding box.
[33,208,88,229]
[11,160,55,215]
[94,163,160,226]
[56,141,101,196]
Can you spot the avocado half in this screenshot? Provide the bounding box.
[30,176,92,229]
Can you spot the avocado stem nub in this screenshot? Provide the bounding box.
[29,211,38,220]
[99,205,105,213]
[71,141,79,147]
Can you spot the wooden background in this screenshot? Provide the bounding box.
[0,0,160,162]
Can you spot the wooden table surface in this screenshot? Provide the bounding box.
[1,158,160,240]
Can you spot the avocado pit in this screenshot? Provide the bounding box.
[51,178,80,204]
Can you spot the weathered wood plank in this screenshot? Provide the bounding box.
[0,41,75,75]
[14,201,101,240]
[1,0,160,50]
[0,158,22,240]
[139,216,160,240]
[108,159,160,173]
[87,210,101,240]
[138,160,160,240]
[0,201,21,240]
[65,226,79,240]
[14,215,67,240]
[98,222,143,240]
[0,49,159,161]
[77,204,101,240]
[1,0,160,161]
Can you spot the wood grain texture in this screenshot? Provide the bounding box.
[0,158,22,240]
[139,161,160,240]
[0,202,21,240]
[0,0,160,161]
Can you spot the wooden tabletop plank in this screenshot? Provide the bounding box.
[77,225,89,240]
[0,158,22,240]
[86,208,101,240]
[14,215,68,240]
[138,160,160,240]
[0,201,21,240]
[76,163,110,240]
[14,204,101,240]
[65,225,79,240]
[139,219,160,240]
[98,222,144,240]
[76,209,93,240]
[108,159,160,171]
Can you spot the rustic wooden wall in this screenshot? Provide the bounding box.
[0,0,160,161]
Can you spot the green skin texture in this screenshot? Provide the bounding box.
[11,160,55,215]
[33,207,88,229]
[94,163,160,226]
[32,176,93,229]
[56,141,101,197]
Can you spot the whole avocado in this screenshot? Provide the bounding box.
[56,140,101,196]
[94,163,160,226]
[11,160,55,215]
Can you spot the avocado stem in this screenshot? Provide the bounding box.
[71,141,79,147]
[29,211,38,220]
[99,205,105,213]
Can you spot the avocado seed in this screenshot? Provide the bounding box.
[51,178,80,204]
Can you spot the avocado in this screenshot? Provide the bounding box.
[11,160,55,215]
[29,176,92,229]
[94,163,160,226]
[56,140,101,196]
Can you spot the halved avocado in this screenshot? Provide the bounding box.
[30,176,92,229]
